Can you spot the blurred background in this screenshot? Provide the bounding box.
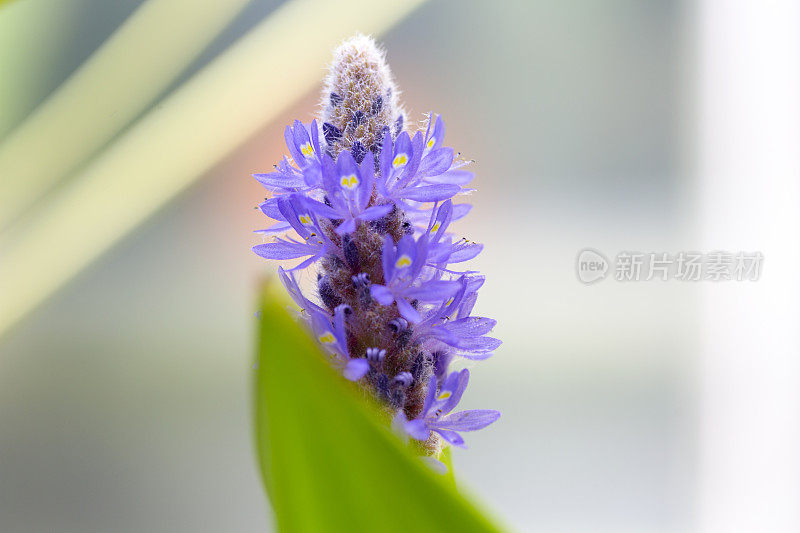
[1,1,798,532]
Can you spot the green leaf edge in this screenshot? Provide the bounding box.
[254,279,505,533]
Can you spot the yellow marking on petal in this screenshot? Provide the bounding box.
[426,138,435,149]
[395,254,412,268]
[298,215,312,225]
[340,174,359,189]
[444,297,454,306]
[392,153,408,168]
[318,332,335,344]
[431,221,441,233]
[300,142,315,157]
[437,391,452,400]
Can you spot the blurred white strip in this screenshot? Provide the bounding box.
[0,0,251,230]
[698,1,800,532]
[0,0,426,339]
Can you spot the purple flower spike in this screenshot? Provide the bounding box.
[251,35,500,464]
[404,369,500,448]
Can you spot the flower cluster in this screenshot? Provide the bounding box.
[252,35,499,463]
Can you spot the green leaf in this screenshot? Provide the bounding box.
[254,280,504,533]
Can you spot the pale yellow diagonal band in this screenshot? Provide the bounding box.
[0,0,251,229]
[0,0,427,339]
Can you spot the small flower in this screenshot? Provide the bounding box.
[252,195,335,270]
[369,234,460,322]
[304,150,393,235]
[376,130,462,208]
[252,156,307,191]
[419,114,475,187]
[277,266,325,315]
[284,120,323,183]
[425,200,483,266]
[402,369,500,448]
[308,305,369,381]
[414,277,502,360]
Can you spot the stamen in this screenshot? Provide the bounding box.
[351,272,370,288]
[388,317,409,333]
[392,372,413,388]
[366,347,386,364]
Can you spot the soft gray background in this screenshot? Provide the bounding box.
[1,1,695,531]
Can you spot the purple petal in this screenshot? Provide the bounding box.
[292,120,313,163]
[448,243,484,263]
[309,119,321,156]
[421,456,448,474]
[453,350,495,361]
[435,409,501,432]
[276,196,310,239]
[394,234,418,274]
[259,198,283,219]
[396,297,422,323]
[405,418,431,441]
[253,169,305,189]
[356,156,374,211]
[441,369,469,413]
[304,197,341,219]
[426,114,445,152]
[400,184,461,202]
[370,284,394,305]
[458,291,478,317]
[434,428,465,448]
[335,150,359,188]
[418,147,454,176]
[302,162,322,187]
[343,359,369,381]
[252,240,312,260]
[442,317,496,337]
[410,235,429,279]
[403,131,425,181]
[393,132,412,164]
[454,336,502,353]
[405,280,461,302]
[381,235,394,281]
[421,374,438,416]
[359,204,393,221]
[334,218,357,235]
[428,200,453,242]
[378,129,394,191]
[424,169,474,185]
[284,124,303,166]
[333,304,349,354]
[278,266,322,313]
[286,255,321,271]
[254,222,292,235]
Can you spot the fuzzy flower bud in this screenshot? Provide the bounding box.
[320,34,405,163]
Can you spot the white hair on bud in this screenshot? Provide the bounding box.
[319,34,406,159]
